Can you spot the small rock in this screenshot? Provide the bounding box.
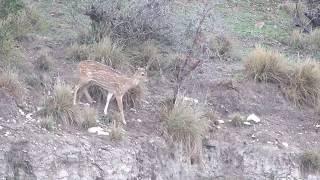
[183,96,199,104]
[243,122,251,126]
[315,124,320,128]
[26,113,33,120]
[247,114,260,123]
[97,131,109,136]
[267,141,273,144]
[137,119,142,123]
[88,127,104,134]
[88,127,109,136]
[57,169,68,178]
[282,142,289,148]
[130,108,137,112]
[217,120,225,124]
[251,134,256,139]
[19,109,25,116]
[216,126,221,129]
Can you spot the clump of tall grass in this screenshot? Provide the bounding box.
[244,46,290,83]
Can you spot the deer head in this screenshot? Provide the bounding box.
[133,67,147,83]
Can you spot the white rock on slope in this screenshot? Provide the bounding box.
[247,114,261,123]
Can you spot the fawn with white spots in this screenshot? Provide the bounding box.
[73,60,147,125]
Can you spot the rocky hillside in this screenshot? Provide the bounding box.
[0,0,320,179]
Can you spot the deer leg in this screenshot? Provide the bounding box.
[73,80,90,105]
[82,85,96,104]
[73,84,81,105]
[103,92,113,115]
[115,95,126,125]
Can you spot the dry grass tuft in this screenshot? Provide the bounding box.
[34,54,51,71]
[245,47,320,109]
[162,99,208,159]
[110,126,123,141]
[24,73,42,89]
[284,60,320,107]
[40,81,80,127]
[279,1,307,16]
[287,29,320,50]
[208,34,234,58]
[128,40,160,69]
[0,68,24,99]
[306,29,320,50]
[289,30,306,49]
[90,37,130,71]
[110,113,124,141]
[230,113,245,127]
[67,43,91,62]
[300,151,320,174]
[79,106,97,129]
[244,46,290,83]
[40,116,54,131]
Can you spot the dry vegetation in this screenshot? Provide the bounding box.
[289,30,306,49]
[285,61,320,107]
[40,116,55,131]
[39,82,98,129]
[161,99,208,160]
[34,55,51,72]
[280,1,309,27]
[289,28,320,50]
[0,1,42,59]
[230,113,245,127]
[208,33,235,59]
[307,29,320,49]
[40,82,79,126]
[0,68,25,100]
[90,37,130,71]
[244,46,290,83]
[300,151,320,174]
[79,106,98,129]
[245,46,320,108]
[67,43,91,62]
[110,126,124,141]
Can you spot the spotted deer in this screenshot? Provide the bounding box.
[73,60,147,125]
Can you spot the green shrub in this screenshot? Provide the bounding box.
[0,0,25,19]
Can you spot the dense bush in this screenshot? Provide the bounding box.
[84,0,172,43]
